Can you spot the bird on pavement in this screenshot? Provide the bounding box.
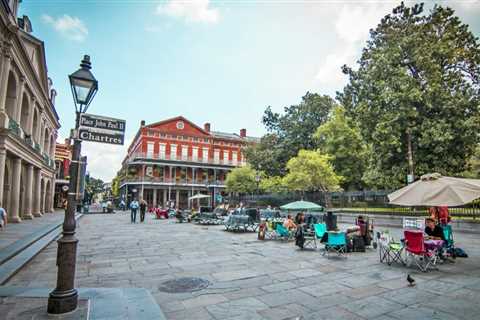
[407,274,416,287]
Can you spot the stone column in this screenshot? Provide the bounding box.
[152,189,157,207]
[175,189,179,209]
[23,164,34,219]
[9,158,22,223]
[49,178,55,212]
[163,189,167,207]
[33,168,42,217]
[0,46,12,112]
[0,149,6,207]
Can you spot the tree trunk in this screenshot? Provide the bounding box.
[406,127,415,182]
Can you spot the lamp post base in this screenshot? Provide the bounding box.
[47,288,78,314]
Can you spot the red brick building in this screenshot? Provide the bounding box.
[118,116,258,209]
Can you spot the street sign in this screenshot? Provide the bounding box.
[80,113,125,132]
[79,129,124,145]
[79,113,126,145]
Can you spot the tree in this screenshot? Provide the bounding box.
[314,106,368,190]
[85,175,104,202]
[243,134,289,176]
[463,145,480,178]
[339,3,480,188]
[259,176,287,194]
[225,166,259,194]
[283,150,342,194]
[252,92,337,176]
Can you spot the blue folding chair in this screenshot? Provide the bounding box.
[275,224,291,241]
[324,231,347,258]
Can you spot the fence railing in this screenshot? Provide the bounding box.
[226,191,480,220]
[127,152,247,167]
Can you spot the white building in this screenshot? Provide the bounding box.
[0,0,60,221]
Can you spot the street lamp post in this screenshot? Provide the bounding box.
[48,55,98,314]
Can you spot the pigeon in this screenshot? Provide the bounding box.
[407,274,416,287]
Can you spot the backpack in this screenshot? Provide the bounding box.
[454,247,468,258]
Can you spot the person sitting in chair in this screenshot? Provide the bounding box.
[425,218,445,241]
[283,215,297,230]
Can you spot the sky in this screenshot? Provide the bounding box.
[18,0,480,181]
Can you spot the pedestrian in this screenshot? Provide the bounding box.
[140,199,147,223]
[0,207,7,231]
[130,199,139,223]
[120,199,126,211]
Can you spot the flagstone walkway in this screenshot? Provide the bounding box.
[5,212,480,319]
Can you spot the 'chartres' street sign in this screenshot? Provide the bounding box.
[79,129,124,145]
[78,113,126,145]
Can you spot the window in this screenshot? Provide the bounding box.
[147,142,154,157]
[159,143,166,159]
[204,138,209,143]
[232,151,238,165]
[202,148,209,163]
[193,137,199,142]
[192,147,199,161]
[170,144,177,160]
[176,121,185,129]
[181,145,188,160]
[214,149,220,164]
[223,151,229,163]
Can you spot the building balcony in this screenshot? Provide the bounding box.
[127,152,246,168]
[120,176,226,188]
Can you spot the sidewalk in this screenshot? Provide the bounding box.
[0,211,65,251]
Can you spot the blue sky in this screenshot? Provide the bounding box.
[19,0,480,181]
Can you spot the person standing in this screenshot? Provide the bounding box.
[140,199,147,223]
[130,199,139,223]
[0,207,7,231]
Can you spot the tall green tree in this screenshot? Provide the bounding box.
[250,92,337,176]
[315,106,368,190]
[339,3,480,188]
[259,176,287,194]
[225,166,259,194]
[283,150,341,194]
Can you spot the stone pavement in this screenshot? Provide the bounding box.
[5,212,480,319]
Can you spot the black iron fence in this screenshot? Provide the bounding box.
[226,191,480,220]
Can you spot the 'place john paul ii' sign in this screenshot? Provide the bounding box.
[79,113,126,145]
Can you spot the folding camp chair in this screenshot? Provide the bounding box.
[265,221,277,240]
[302,228,317,250]
[404,230,438,272]
[276,224,291,241]
[324,231,347,258]
[442,224,455,258]
[378,232,404,266]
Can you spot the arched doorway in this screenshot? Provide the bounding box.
[5,71,17,121]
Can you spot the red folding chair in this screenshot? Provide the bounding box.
[404,230,438,272]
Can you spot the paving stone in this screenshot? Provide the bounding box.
[342,296,404,318]
[261,281,297,293]
[181,293,228,309]
[386,305,460,320]
[297,282,349,297]
[257,289,318,308]
[206,297,268,319]
[343,285,388,299]
[302,306,364,320]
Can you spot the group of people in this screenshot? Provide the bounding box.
[129,199,148,223]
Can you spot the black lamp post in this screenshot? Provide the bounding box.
[48,55,98,314]
[255,174,261,195]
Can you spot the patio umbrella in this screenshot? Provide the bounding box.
[388,173,480,207]
[188,194,210,201]
[280,200,324,211]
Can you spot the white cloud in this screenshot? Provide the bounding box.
[42,14,88,42]
[156,0,220,24]
[315,4,392,87]
[81,138,132,182]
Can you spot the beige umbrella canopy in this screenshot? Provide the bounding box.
[388,173,480,207]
